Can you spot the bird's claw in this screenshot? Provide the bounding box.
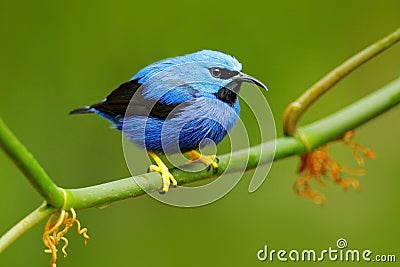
[187,151,219,173]
[204,155,219,173]
[148,164,177,194]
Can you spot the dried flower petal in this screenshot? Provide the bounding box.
[42,208,89,266]
[294,131,375,203]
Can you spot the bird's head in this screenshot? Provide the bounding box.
[133,50,267,104]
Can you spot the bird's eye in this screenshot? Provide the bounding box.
[209,67,239,79]
[210,67,222,78]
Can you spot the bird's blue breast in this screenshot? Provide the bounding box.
[121,96,240,153]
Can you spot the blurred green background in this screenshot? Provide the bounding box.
[1,0,399,266]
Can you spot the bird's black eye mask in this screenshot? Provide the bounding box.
[208,67,241,106]
[209,67,239,79]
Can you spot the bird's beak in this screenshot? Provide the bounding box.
[233,72,268,91]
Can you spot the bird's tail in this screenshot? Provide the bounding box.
[69,106,94,115]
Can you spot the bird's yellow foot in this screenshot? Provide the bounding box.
[187,150,219,172]
[148,152,177,194]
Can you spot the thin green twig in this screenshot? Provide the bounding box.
[0,118,64,207]
[0,203,56,253]
[1,26,400,255]
[283,27,400,137]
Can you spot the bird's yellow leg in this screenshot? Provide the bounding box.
[186,150,219,170]
[148,151,177,193]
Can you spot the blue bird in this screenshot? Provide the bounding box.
[70,50,268,193]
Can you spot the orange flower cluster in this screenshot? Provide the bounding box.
[295,131,376,204]
[42,208,89,267]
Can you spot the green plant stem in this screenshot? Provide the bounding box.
[300,77,400,149]
[1,76,399,253]
[0,203,56,253]
[65,76,400,210]
[0,118,64,207]
[66,138,300,210]
[283,27,400,136]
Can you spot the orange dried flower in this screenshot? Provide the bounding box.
[43,208,89,267]
[295,130,376,204]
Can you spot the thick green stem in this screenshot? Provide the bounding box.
[300,77,400,149]
[1,77,399,254]
[283,27,400,136]
[0,118,64,207]
[0,203,56,253]
[66,137,302,210]
[65,76,400,210]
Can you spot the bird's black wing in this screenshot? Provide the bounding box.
[90,79,182,120]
